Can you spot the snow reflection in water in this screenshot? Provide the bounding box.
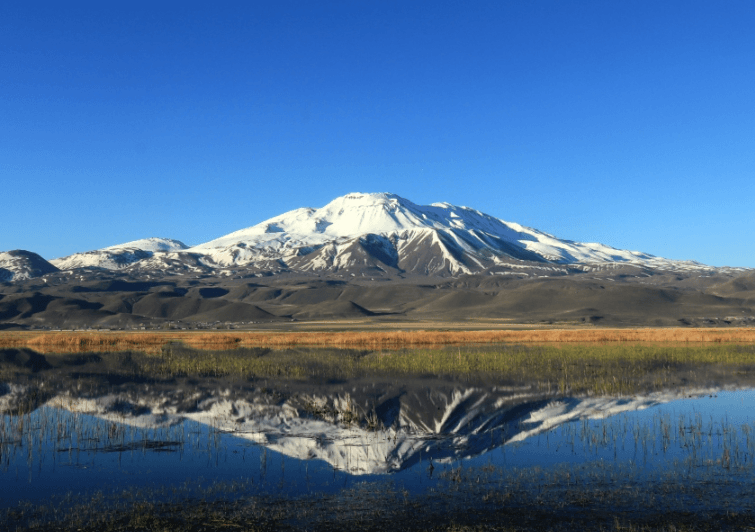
[1,381,754,512]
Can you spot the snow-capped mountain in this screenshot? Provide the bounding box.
[187,192,707,276]
[103,237,188,253]
[50,238,188,271]
[0,250,59,282]
[27,193,713,278]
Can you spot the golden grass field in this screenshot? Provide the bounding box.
[1,327,755,353]
[2,328,755,407]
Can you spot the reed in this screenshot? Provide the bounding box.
[125,342,755,396]
[2,327,755,353]
[3,335,755,395]
[357,342,755,394]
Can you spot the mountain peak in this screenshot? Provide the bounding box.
[103,238,188,253]
[0,250,59,282]
[50,238,189,272]
[185,193,717,274]
[331,192,404,203]
[320,192,417,215]
[31,193,720,277]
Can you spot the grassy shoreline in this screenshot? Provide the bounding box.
[148,342,755,395]
[1,327,755,354]
[3,341,755,396]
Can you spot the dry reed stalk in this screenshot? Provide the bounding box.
[1,327,755,353]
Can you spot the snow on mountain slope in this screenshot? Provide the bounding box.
[103,238,188,253]
[193,193,531,251]
[51,238,188,271]
[189,192,708,274]
[41,193,713,277]
[0,250,60,282]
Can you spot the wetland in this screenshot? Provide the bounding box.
[2,336,755,531]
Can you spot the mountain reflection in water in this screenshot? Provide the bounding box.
[2,360,755,527]
[2,382,728,476]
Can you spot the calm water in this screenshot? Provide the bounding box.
[2,377,754,516]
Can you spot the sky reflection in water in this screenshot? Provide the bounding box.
[2,381,754,513]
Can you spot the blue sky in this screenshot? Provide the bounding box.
[2,1,753,267]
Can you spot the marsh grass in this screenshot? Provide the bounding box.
[3,340,755,396]
[4,341,755,396]
[2,327,755,354]
[131,342,755,396]
[142,344,370,380]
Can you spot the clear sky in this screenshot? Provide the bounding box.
[2,1,753,267]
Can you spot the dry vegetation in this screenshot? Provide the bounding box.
[4,340,754,398]
[2,327,755,353]
[135,342,755,396]
[4,329,755,395]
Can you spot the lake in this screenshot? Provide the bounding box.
[2,346,755,530]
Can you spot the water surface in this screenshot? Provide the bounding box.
[2,347,755,529]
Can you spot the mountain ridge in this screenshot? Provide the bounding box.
[3,191,751,332]
[9,192,725,281]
